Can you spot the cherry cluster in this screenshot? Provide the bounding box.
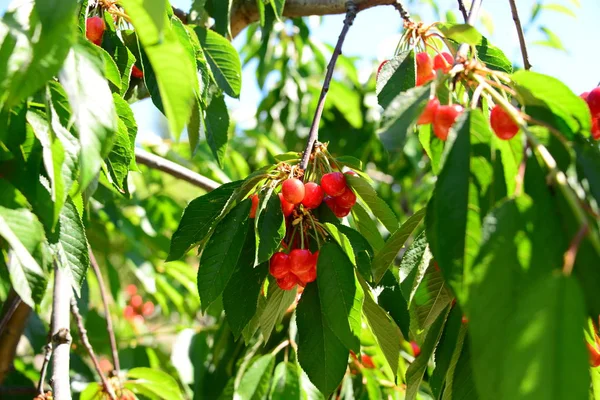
[248,166,358,291]
[580,88,600,139]
[123,284,154,322]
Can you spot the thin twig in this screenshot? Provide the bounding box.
[50,263,72,400]
[299,1,358,171]
[456,0,484,61]
[563,224,589,276]
[508,0,532,70]
[457,0,468,21]
[71,297,117,400]
[514,142,529,197]
[393,0,411,22]
[135,148,220,191]
[37,342,52,395]
[88,249,121,375]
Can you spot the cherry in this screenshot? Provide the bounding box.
[125,284,137,297]
[376,60,388,78]
[131,65,144,79]
[461,315,469,324]
[587,87,600,118]
[269,252,290,279]
[278,193,295,217]
[336,187,357,209]
[282,178,305,204]
[249,194,259,218]
[141,301,154,316]
[433,52,453,73]
[416,52,435,86]
[130,294,143,309]
[325,196,351,218]
[277,273,298,291]
[417,98,440,125]
[592,118,600,140]
[490,105,519,140]
[302,182,324,209]
[344,170,358,177]
[361,355,375,369]
[86,17,105,46]
[321,172,347,197]
[296,266,317,285]
[580,92,590,101]
[587,342,600,367]
[432,104,464,141]
[98,358,113,373]
[411,341,421,357]
[123,305,136,319]
[289,249,313,275]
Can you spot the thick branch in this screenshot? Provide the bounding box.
[51,264,72,400]
[135,148,219,191]
[231,0,396,37]
[508,0,531,70]
[0,291,30,384]
[457,0,468,21]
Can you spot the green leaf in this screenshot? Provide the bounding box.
[270,362,301,400]
[351,203,385,252]
[430,306,464,398]
[337,225,374,281]
[205,93,230,168]
[100,16,136,95]
[296,283,349,398]
[359,276,403,376]
[223,229,268,338]
[345,175,398,233]
[236,354,275,400]
[371,208,426,283]
[255,189,285,264]
[335,155,362,171]
[97,46,122,91]
[410,262,453,332]
[574,137,600,205]
[398,231,431,304]
[317,242,363,352]
[197,199,252,310]
[328,81,363,129]
[533,26,566,51]
[167,181,242,261]
[58,40,117,190]
[0,206,47,306]
[107,95,138,192]
[419,125,444,174]
[541,3,577,17]
[438,23,482,45]
[447,36,512,74]
[511,70,591,138]
[378,271,411,339]
[270,0,286,20]
[495,133,523,197]
[194,27,242,98]
[125,367,183,400]
[208,0,233,38]
[376,50,416,109]
[259,280,297,342]
[323,223,356,265]
[122,0,196,137]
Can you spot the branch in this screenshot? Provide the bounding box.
[393,1,411,22]
[508,0,532,70]
[89,249,121,376]
[71,297,117,400]
[50,264,72,400]
[231,0,396,37]
[457,0,468,21]
[135,148,219,191]
[299,1,358,171]
[37,342,52,396]
[0,290,31,384]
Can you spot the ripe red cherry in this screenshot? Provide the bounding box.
[123,305,136,319]
[321,172,347,197]
[269,252,290,279]
[296,265,317,284]
[325,196,351,218]
[86,17,105,46]
[417,98,440,125]
[130,294,143,309]
[141,301,154,316]
[289,249,313,275]
[490,105,519,140]
[416,52,435,86]
[126,284,137,297]
[302,182,324,209]
[587,87,600,118]
[376,60,388,78]
[580,92,590,101]
[336,187,356,208]
[592,118,600,140]
[410,341,421,357]
[433,52,453,73]
[277,274,298,291]
[249,194,259,218]
[131,65,144,79]
[278,193,295,217]
[362,355,375,369]
[282,178,305,204]
[432,104,464,141]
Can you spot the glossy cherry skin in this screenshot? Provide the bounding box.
[278,193,295,217]
[289,249,313,275]
[126,284,137,296]
[433,105,464,141]
[282,178,305,204]
[411,341,421,357]
[270,252,290,279]
[86,17,105,46]
[141,301,154,316]
[592,118,600,140]
[277,273,298,290]
[336,187,357,208]
[325,196,352,218]
[417,98,440,125]
[131,65,144,79]
[296,265,317,284]
[586,87,600,118]
[580,92,590,101]
[321,172,347,197]
[433,52,453,73]
[416,52,435,86]
[123,305,136,319]
[130,294,142,309]
[490,105,519,140]
[249,194,259,218]
[361,355,375,369]
[302,182,324,209]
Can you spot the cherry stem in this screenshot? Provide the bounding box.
[562,224,589,276]
[300,220,305,249]
[308,215,322,248]
[288,224,299,253]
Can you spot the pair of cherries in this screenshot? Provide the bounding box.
[270,249,318,290]
[416,51,453,86]
[321,171,357,217]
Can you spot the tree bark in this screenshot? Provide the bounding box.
[51,265,72,400]
[231,0,397,37]
[0,291,31,384]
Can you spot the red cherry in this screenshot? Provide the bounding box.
[249,194,259,218]
[277,274,298,291]
[131,65,143,79]
[278,193,295,217]
[461,315,469,324]
[269,252,290,279]
[592,118,600,140]
[490,105,519,140]
[432,104,464,141]
[580,92,590,101]
[376,60,388,78]
[130,294,143,309]
[325,196,351,218]
[125,284,137,297]
[296,265,317,284]
[123,305,136,319]
[335,187,356,209]
[289,249,313,275]
[282,178,305,204]
[588,342,600,367]
[587,87,600,118]
[321,172,347,197]
[362,355,375,369]
[416,52,435,86]
[433,52,453,73]
[410,341,421,357]
[417,98,440,125]
[141,301,154,316]
[302,182,324,209]
[86,17,105,46]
